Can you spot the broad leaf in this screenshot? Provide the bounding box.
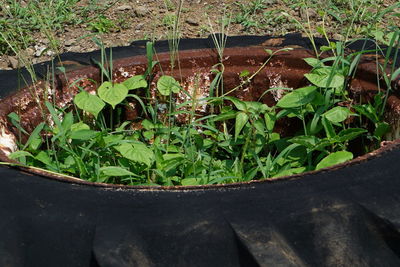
[235,112,249,140]
[115,142,154,167]
[225,96,247,111]
[100,166,136,177]
[276,86,317,108]
[157,75,181,95]
[305,67,344,88]
[70,130,98,140]
[123,75,147,90]
[315,151,353,170]
[9,151,33,160]
[374,122,390,139]
[289,135,319,149]
[98,81,128,109]
[336,128,367,142]
[74,91,105,117]
[304,58,323,68]
[323,106,351,123]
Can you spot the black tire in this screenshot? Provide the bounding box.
[1,34,400,267]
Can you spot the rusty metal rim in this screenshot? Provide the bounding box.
[0,46,398,191]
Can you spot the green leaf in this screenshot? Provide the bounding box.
[264,112,276,132]
[157,75,181,95]
[98,81,128,109]
[8,112,28,135]
[323,106,351,123]
[289,135,319,149]
[123,75,147,90]
[181,178,202,186]
[9,150,33,160]
[321,117,336,139]
[100,166,136,177]
[212,110,237,122]
[115,142,154,167]
[315,151,353,170]
[304,58,323,68]
[374,122,390,139]
[304,67,344,88]
[74,91,105,117]
[235,112,249,140]
[225,96,247,111]
[276,86,317,108]
[70,130,98,140]
[35,151,55,167]
[71,122,90,132]
[273,167,306,178]
[336,128,367,142]
[23,122,45,151]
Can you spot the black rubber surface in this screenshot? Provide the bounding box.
[1,34,400,266]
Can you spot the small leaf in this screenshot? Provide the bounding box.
[123,75,147,90]
[264,112,276,132]
[98,81,128,109]
[304,58,323,68]
[70,130,98,140]
[100,166,136,177]
[323,106,351,123]
[304,67,345,88]
[239,70,250,77]
[157,75,181,96]
[276,86,317,108]
[212,110,237,122]
[71,122,90,132]
[289,135,319,149]
[374,122,390,139]
[336,128,367,142]
[273,167,306,178]
[9,151,33,160]
[181,178,202,186]
[115,142,154,167]
[74,91,105,117]
[235,112,249,140]
[225,96,247,111]
[316,151,353,170]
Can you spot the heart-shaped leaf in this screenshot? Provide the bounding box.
[157,75,181,96]
[115,142,154,167]
[323,106,352,123]
[123,75,147,90]
[235,111,249,140]
[98,81,128,109]
[74,91,105,117]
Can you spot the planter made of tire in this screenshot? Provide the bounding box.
[0,35,400,266]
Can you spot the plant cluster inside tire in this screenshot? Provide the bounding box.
[2,39,400,187]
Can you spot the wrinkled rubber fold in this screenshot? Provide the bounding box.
[0,34,400,266]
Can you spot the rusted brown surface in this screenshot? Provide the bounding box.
[0,46,398,189]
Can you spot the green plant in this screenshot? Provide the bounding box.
[6,35,399,186]
[88,15,116,33]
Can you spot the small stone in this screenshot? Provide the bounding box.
[185,18,199,26]
[25,47,35,57]
[264,0,277,4]
[134,6,149,17]
[333,34,343,40]
[7,56,19,69]
[64,39,75,47]
[67,45,81,52]
[116,5,132,11]
[34,44,47,57]
[46,50,55,57]
[135,23,144,30]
